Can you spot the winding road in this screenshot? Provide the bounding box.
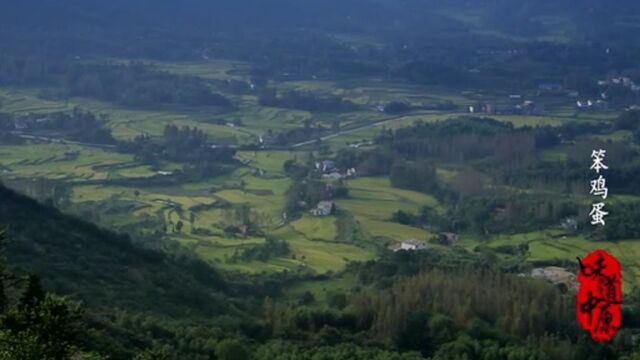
[289,111,433,148]
[11,111,434,151]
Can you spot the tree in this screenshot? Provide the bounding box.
[614,110,640,131]
[450,168,484,199]
[134,348,170,360]
[298,291,315,306]
[215,339,251,360]
[0,231,84,360]
[620,351,640,360]
[384,101,412,114]
[390,159,438,194]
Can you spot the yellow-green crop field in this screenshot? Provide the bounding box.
[46,149,377,274]
[0,143,134,180]
[153,59,251,81]
[335,177,441,242]
[1,61,633,283]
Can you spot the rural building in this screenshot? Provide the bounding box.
[349,141,373,149]
[598,77,640,92]
[311,201,334,216]
[259,133,277,147]
[559,217,578,231]
[576,99,608,110]
[513,100,541,115]
[322,172,344,180]
[388,238,427,252]
[576,100,592,109]
[316,160,338,173]
[322,168,356,180]
[400,239,427,251]
[13,119,28,130]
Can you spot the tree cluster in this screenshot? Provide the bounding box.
[258,88,359,113]
[0,57,232,108]
[118,124,237,178]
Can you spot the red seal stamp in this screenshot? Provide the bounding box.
[576,249,622,342]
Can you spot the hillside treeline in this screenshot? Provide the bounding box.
[0,58,232,108]
[262,251,640,360]
[331,116,640,238]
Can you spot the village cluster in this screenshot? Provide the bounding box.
[466,76,640,116]
[307,160,357,217]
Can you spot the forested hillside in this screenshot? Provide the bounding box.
[1,0,640,358]
[0,183,258,358]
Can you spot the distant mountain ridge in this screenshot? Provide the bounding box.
[1,0,638,59]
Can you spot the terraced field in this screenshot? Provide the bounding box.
[0,60,634,283]
[0,143,134,180]
[334,177,441,243]
[0,89,75,114]
[40,148,378,274]
[0,89,254,143]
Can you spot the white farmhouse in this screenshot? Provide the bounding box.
[388,239,427,252]
[310,201,334,217]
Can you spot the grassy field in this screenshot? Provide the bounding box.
[290,216,338,241]
[335,177,441,243]
[282,272,359,304]
[224,105,313,135]
[0,143,134,181]
[272,225,375,273]
[0,89,75,114]
[153,59,251,81]
[69,97,255,143]
[235,151,299,175]
[0,88,255,143]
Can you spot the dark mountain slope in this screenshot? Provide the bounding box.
[0,182,229,318]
